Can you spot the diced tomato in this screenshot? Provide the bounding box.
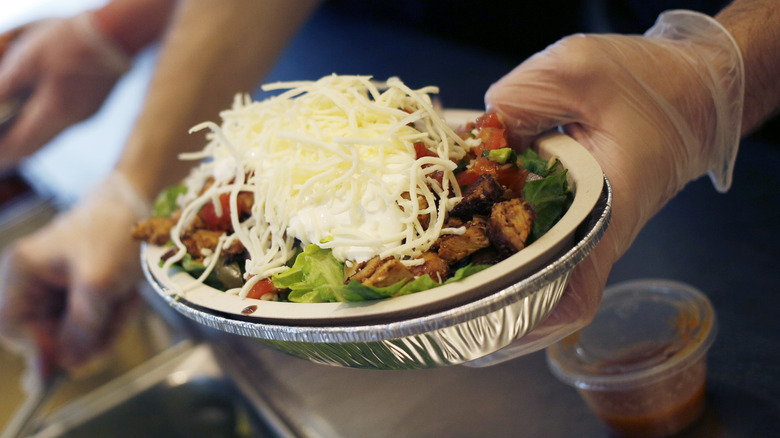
[456,157,498,186]
[427,170,445,186]
[456,157,527,194]
[199,193,234,231]
[414,142,437,159]
[245,278,276,299]
[479,127,508,150]
[495,162,527,195]
[469,144,486,158]
[474,112,504,130]
[457,131,472,141]
[414,142,447,186]
[470,127,508,157]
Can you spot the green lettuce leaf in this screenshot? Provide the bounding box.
[518,148,559,177]
[272,244,345,303]
[169,253,225,289]
[153,183,188,218]
[272,244,490,303]
[342,280,405,301]
[522,170,573,242]
[445,263,491,283]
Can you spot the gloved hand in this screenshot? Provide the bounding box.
[481,10,744,359]
[0,11,131,171]
[0,171,150,382]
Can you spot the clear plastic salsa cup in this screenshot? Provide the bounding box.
[546,279,718,437]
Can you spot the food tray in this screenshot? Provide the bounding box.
[142,175,611,369]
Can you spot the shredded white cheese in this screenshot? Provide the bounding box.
[163,74,467,297]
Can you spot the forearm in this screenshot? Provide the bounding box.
[716,0,780,134]
[115,0,320,201]
[92,0,177,56]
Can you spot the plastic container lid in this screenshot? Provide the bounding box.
[547,279,718,391]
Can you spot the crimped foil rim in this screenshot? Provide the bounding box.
[142,177,611,344]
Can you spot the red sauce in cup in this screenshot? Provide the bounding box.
[546,279,717,438]
[578,355,707,437]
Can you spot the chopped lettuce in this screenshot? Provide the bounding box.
[272,244,489,303]
[181,253,206,273]
[153,183,187,218]
[272,244,344,303]
[518,148,559,177]
[523,170,573,242]
[171,253,225,289]
[344,263,490,301]
[514,147,573,242]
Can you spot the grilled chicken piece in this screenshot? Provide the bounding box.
[181,229,245,259]
[400,191,431,229]
[182,229,223,258]
[409,251,450,283]
[435,216,491,263]
[132,216,177,245]
[347,256,415,288]
[236,191,255,219]
[488,198,536,254]
[450,173,504,220]
[468,247,505,266]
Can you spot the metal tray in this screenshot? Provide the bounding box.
[142,177,611,370]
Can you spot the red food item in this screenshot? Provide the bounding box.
[462,113,509,157]
[457,157,496,186]
[474,112,504,130]
[245,278,276,299]
[456,157,526,194]
[414,142,437,159]
[198,193,234,231]
[454,112,525,194]
[414,142,445,186]
[579,355,708,438]
[470,127,508,157]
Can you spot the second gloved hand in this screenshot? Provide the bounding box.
[0,12,131,171]
[0,171,150,381]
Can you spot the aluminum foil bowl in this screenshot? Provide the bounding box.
[142,177,611,370]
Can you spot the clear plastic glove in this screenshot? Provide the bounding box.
[0,171,150,381]
[0,12,130,171]
[480,10,744,360]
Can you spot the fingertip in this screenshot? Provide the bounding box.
[58,288,110,368]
